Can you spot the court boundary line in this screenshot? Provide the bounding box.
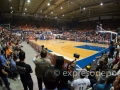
[76,48,109,68]
[77,47,108,62]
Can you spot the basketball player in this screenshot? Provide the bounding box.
[109,41,115,58]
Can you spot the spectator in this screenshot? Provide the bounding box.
[88,70,97,87]
[6,46,12,58]
[96,60,104,71]
[0,50,15,79]
[103,56,108,65]
[43,66,60,90]
[16,50,33,90]
[112,75,120,90]
[97,65,108,84]
[116,62,120,72]
[71,70,90,90]
[0,63,11,90]
[0,50,9,68]
[9,54,17,76]
[0,79,2,87]
[56,56,73,90]
[113,51,119,65]
[94,76,114,90]
[33,49,52,90]
[108,41,115,58]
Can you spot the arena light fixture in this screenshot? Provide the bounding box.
[11,11,13,13]
[40,10,42,12]
[55,16,57,19]
[83,7,86,10]
[25,8,27,10]
[51,11,53,14]
[47,3,50,6]
[100,3,103,6]
[27,0,30,3]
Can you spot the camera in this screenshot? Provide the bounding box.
[19,44,23,48]
[74,53,80,58]
[20,45,23,47]
[44,48,48,50]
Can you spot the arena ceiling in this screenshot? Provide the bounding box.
[0,0,120,20]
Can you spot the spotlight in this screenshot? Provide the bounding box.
[25,8,27,10]
[100,3,103,6]
[40,10,42,12]
[11,11,13,13]
[47,3,50,6]
[55,16,57,19]
[51,12,53,14]
[83,7,86,10]
[27,0,30,3]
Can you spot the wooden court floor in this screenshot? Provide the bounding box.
[30,39,108,61]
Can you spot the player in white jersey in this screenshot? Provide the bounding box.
[71,70,90,90]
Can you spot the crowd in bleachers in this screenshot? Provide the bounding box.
[10,18,120,44]
[62,19,120,43]
[0,18,120,90]
[0,29,22,90]
[10,16,65,31]
[62,30,115,44]
[1,28,120,90]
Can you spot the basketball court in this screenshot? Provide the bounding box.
[30,39,109,68]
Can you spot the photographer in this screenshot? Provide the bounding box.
[33,49,52,90]
[43,56,73,90]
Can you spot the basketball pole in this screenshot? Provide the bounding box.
[98,27,118,44]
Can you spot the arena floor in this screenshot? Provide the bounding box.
[30,39,109,68]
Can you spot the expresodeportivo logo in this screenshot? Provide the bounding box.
[54,69,60,76]
[54,69,117,77]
